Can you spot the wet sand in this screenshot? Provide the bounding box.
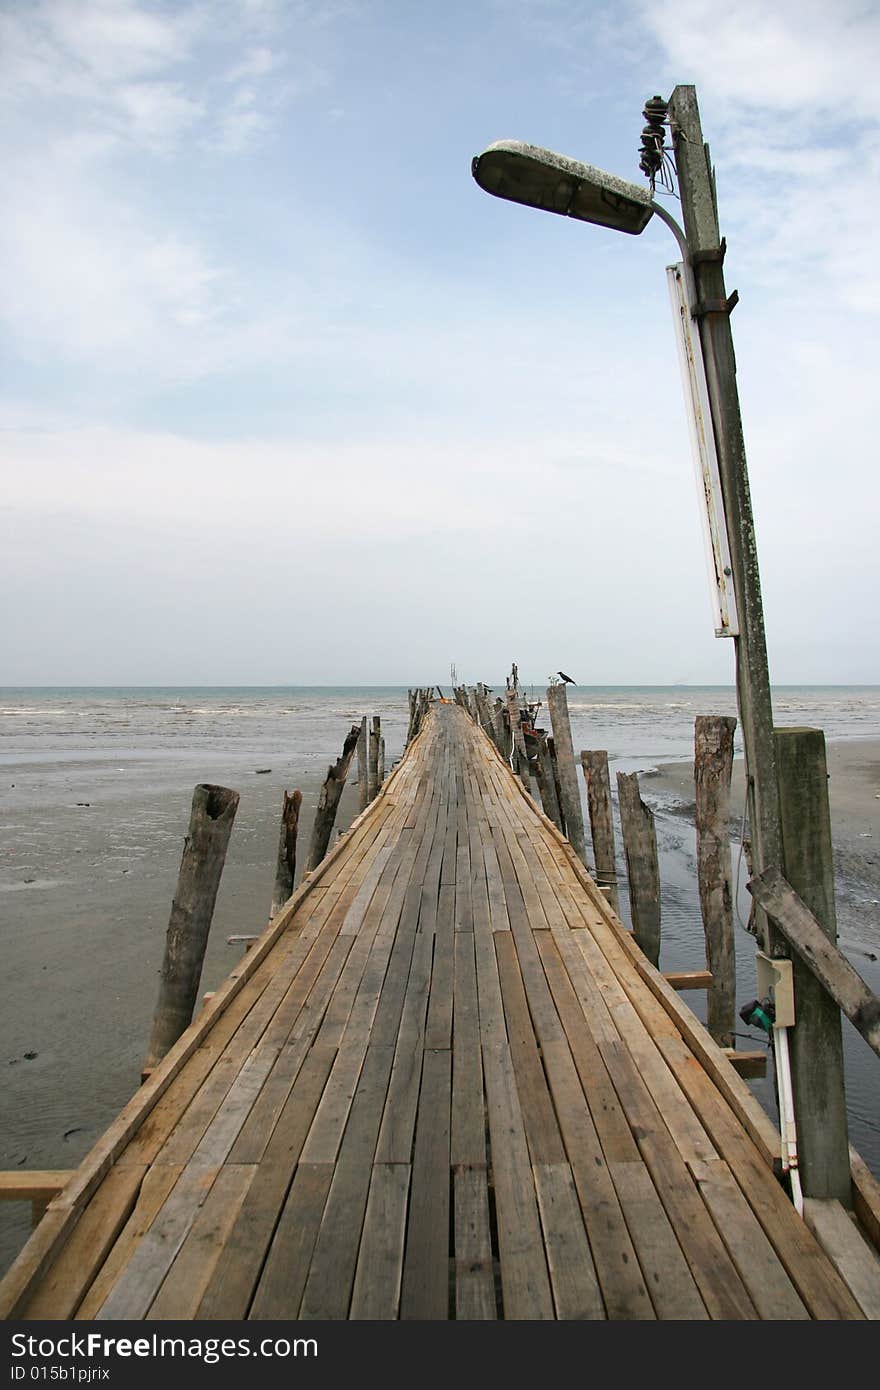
[0,758,366,1273]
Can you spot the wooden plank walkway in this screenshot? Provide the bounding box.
[0,702,868,1320]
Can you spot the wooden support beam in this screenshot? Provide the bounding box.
[748,866,880,1063]
[270,787,302,921]
[306,724,361,872]
[144,783,239,1073]
[664,971,714,991]
[722,1049,767,1079]
[695,715,737,1047]
[774,727,851,1204]
[580,750,619,912]
[0,1173,73,1202]
[0,1172,75,1232]
[616,771,661,968]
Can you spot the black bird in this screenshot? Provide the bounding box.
[558,671,576,684]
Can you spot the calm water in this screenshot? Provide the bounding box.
[1,684,878,1242]
[3,682,879,771]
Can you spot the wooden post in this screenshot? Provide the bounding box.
[616,771,661,967]
[546,736,566,837]
[505,688,531,793]
[773,728,851,1203]
[694,716,737,1047]
[270,787,302,921]
[306,724,361,872]
[534,730,563,833]
[357,716,369,811]
[368,716,380,801]
[546,683,586,862]
[144,784,239,1071]
[580,751,619,913]
[493,698,510,760]
[379,736,385,786]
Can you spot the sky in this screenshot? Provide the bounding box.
[1,0,878,687]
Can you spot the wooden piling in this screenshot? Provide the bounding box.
[505,688,531,793]
[144,784,239,1071]
[357,716,369,811]
[534,731,564,833]
[772,727,852,1204]
[546,683,586,862]
[368,716,381,801]
[580,751,619,913]
[616,771,661,967]
[270,787,302,921]
[306,724,361,872]
[694,716,737,1047]
[546,736,566,837]
[379,736,385,787]
[493,698,511,761]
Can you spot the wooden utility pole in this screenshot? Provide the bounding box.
[669,85,782,953]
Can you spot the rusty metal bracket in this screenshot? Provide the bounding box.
[692,289,739,318]
[690,238,727,267]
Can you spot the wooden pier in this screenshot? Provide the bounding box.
[0,702,874,1320]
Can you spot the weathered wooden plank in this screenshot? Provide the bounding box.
[194,1045,335,1320]
[147,1164,256,1320]
[248,1163,333,1320]
[608,1162,708,1320]
[75,1166,183,1321]
[599,1038,758,1320]
[533,1162,604,1319]
[803,1198,880,1320]
[689,1157,809,1319]
[481,1044,554,1319]
[493,932,567,1165]
[451,932,486,1167]
[453,1164,496,1320]
[349,1163,411,1320]
[95,1166,221,1320]
[400,1049,452,1320]
[299,1044,396,1319]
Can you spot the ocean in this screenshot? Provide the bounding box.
[1,684,878,1273]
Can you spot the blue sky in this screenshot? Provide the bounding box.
[2,0,878,685]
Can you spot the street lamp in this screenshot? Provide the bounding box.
[473,137,737,639]
[472,88,783,942]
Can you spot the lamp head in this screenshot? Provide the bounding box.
[472,139,653,236]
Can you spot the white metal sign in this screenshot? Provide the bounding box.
[666,261,739,637]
